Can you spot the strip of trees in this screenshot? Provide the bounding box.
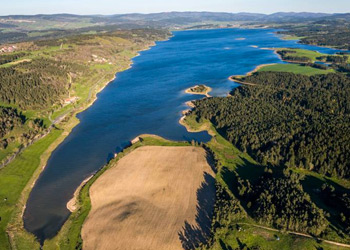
[0,52,28,65]
[316,55,349,64]
[277,50,311,63]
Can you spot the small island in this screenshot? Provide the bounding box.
[185,84,212,97]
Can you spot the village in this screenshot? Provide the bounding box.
[0,45,17,53]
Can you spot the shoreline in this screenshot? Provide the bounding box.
[228,63,276,86]
[179,101,195,132]
[30,40,163,186]
[43,134,193,249]
[246,63,277,76]
[184,85,212,97]
[178,101,215,137]
[67,175,93,212]
[6,37,170,249]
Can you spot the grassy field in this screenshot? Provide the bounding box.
[279,48,323,61]
[0,129,62,250]
[82,145,215,250]
[280,35,304,41]
[258,63,334,75]
[181,114,350,250]
[43,135,193,249]
[214,223,343,250]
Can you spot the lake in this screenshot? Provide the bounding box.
[23,28,343,242]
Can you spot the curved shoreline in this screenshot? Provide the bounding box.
[178,101,214,136]
[179,101,195,132]
[7,37,170,249]
[228,63,277,86]
[67,175,93,212]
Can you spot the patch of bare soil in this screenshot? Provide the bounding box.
[82,146,216,250]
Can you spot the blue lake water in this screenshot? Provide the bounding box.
[23,28,344,242]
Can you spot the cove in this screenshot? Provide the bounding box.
[23,28,343,242]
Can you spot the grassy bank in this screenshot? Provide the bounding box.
[0,129,62,250]
[280,35,304,41]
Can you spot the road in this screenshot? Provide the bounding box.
[239,223,350,249]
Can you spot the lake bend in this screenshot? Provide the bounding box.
[23,28,345,242]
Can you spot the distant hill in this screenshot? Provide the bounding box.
[0,11,339,26]
[0,12,348,44]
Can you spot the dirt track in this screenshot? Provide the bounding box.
[82,146,216,250]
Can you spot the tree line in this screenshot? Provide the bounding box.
[320,183,350,234]
[277,50,311,63]
[316,55,348,64]
[0,52,28,65]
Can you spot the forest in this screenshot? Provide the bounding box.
[191,72,350,179]
[278,14,350,49]
[0,60,70,109]
[237,170,328,235]
[187,70,350,248]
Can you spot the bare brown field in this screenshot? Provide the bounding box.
[82,146,216,250]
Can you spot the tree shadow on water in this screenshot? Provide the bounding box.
[178,172,216,250]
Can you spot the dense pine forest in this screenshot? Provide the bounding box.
[192,72,350,179]
[187,70,350,247]
[0,60,70,109]
[238,170,328,235]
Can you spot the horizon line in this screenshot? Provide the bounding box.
[1,11,350,17]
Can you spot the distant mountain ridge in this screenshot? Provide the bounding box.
[0,11,349,44]
[0,11,338,23]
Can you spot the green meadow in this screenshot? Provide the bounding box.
[258,63,334,75]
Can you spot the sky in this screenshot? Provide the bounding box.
[1,0,350,16]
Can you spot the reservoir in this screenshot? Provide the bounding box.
[23,28,343,242]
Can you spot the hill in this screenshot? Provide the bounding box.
[0,12,343,44]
